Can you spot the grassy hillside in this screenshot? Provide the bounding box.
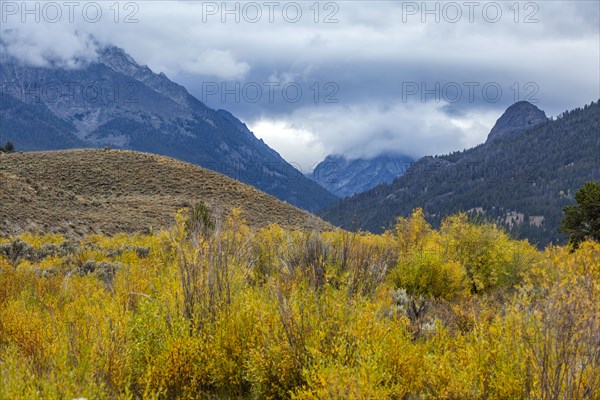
[0,149,330,236]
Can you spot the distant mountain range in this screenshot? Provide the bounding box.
[320,100,600,247]
[0,44,337,211]
[308,153,414,198]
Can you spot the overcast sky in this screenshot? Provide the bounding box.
[1,0,599,171]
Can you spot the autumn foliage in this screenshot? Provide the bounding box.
[0,208,598,399]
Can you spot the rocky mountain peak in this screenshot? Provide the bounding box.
[310,153,414,198]
[96,45,204,112]
[97,45,136,67]
[486,101,548,143]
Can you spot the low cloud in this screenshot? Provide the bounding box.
[179,49,250,80]
[248,119,327,173]
[0,28,98,68]
[248,102,500,171]
[1,0,597,166]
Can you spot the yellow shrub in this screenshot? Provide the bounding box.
[0,212,597,399]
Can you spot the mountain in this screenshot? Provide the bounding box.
[309,153,414,198]
[0,45,337,211]
[486,101,547,142]
[0,149,331,237]
[0,93,88,150]
[319,101,600,247]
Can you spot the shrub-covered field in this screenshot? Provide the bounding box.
[0,208,598,399]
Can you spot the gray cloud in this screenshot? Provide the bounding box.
[0,27,98,68]
[1,0,598,169]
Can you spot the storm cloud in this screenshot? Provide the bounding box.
[1,0,598,170]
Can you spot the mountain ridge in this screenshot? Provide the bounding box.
[0,44,337,211]
[319,100,600,247]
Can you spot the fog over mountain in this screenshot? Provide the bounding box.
[1,1,598,168]
[320,100,600,247]
[309,153,415,198]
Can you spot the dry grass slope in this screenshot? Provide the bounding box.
[0,149,330,236]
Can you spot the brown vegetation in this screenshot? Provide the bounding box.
[0,149,330,236]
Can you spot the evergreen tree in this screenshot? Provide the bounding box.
[561,182,600,249]
[4,141,14,153]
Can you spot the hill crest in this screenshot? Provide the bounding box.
[0,149,331,236]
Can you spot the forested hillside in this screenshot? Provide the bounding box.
[321,101,600,247]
